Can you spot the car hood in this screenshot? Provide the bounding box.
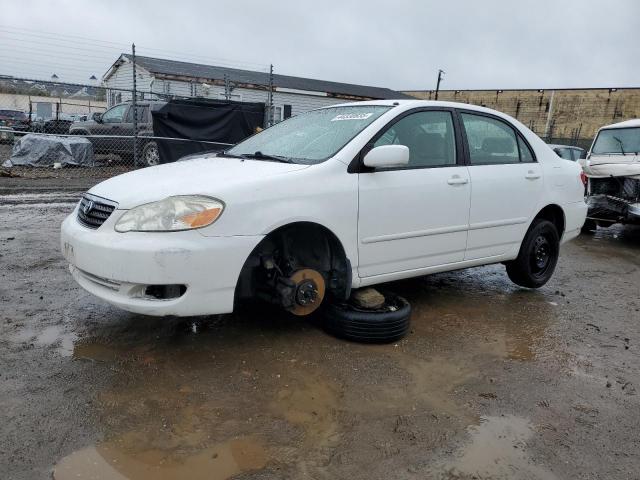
[71,120,98,128]
[89,155,310,209]
[580,153,640,178]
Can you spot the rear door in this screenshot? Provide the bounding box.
[357,108,471,278]
[459,110,543,260]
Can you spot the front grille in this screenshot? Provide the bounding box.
[591,177,640,201]
[77,194,117,229]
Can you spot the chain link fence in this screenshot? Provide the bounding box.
[0,78,265,179]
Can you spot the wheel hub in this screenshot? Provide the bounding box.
[287,268,325,316]
[533,236,550,270]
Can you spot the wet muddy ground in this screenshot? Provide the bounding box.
[1,192,639,480]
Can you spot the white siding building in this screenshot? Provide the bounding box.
[102,54,409,123]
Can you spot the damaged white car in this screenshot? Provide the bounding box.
[580,119,640,231]
[61,100,587,318]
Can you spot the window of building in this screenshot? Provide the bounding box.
[373,110,457,168]
[272,106,283,123]
[461,113,520,165]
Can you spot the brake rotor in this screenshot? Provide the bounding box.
[287,268,326,316]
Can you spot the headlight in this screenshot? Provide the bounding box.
[114,195,224,232]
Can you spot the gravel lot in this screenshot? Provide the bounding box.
[1,188,639,480]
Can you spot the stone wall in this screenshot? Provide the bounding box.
[403,88,640,149]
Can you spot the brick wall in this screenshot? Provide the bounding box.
[403,88,640,149]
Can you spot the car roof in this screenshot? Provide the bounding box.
[598,118,640,130]
[323,99,527,122]
[548,144,584,150]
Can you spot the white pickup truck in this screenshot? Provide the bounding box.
[580,119,640,230]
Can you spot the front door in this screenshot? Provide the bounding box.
[458,111,544,260]
[357,109,471,278]
[94,104,129,153]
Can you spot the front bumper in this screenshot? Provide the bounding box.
[586,195,640,225]
[60,209,264,316]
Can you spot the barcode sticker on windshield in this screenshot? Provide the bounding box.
[331,113,374,122]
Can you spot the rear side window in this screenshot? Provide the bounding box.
[373,110,457,167]
[126,106,149,122]
[554,147,573,160]
[572,148,586,160]
[461,113,520,165]
[518,137,535,162]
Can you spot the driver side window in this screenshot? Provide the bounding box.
[373,110,457,168]
[102,104,128,123]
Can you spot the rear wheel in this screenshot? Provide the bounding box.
[142,141,159,167]
[506,219,559,288]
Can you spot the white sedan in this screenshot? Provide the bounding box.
[60,100,587,317]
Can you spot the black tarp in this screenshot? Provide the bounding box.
[151,98,265,163]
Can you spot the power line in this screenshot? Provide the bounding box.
[0,25,270,71]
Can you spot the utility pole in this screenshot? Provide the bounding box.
[435,69,445,100]
[132,43,138,167]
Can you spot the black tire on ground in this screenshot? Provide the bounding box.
[506,219,560,289]
[323,293,411,344]
[142,141,159,167]
[581,218,597,234]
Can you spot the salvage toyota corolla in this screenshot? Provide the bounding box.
[61,100,587,317]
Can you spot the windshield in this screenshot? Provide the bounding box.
[592,127,640,155]
[0,110,27,120]
[227,105,391,164]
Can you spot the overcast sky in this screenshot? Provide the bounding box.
[1,0,638,90]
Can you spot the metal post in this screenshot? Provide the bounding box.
[543,90,555,140]
[266,64,274,127]
[435,69,445,100]
[132,43,138,167]
[224,73,230,100]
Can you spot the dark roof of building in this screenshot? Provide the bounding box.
[117,54,410,100]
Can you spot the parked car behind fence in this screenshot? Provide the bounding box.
[69,100,165,167]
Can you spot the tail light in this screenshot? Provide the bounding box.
[580,171,587,187]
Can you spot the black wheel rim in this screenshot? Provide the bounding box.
[530,234,553,277]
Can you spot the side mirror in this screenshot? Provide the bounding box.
[363,145,410,169]
[92,112,103,122]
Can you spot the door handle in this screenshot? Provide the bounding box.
[447,176,469,185]
[525,170,541,180]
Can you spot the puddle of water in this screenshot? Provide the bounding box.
[432,415,556,480]
[407,286,554,362]
[53,436,268,480]
[270,376,339,447]
[10,324,77,357]
[73,342,121,362]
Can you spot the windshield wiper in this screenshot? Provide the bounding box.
[216,151,246,159]
[241,151,294,163]
[612,136,626,155]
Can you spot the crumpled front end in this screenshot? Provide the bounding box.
[586,176,640,225]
